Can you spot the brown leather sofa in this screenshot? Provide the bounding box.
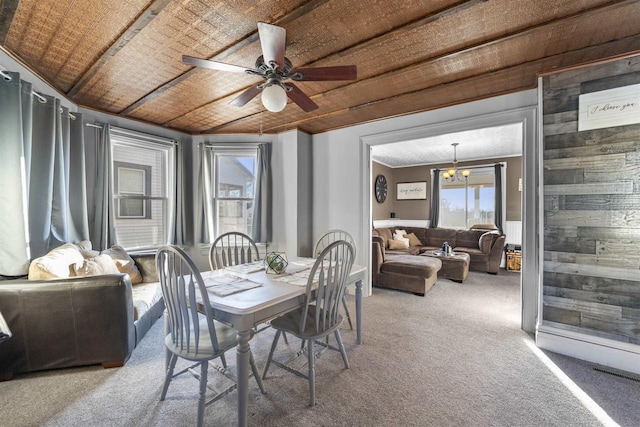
[0,253,162,380]
[373,226,505,274]
[371,235,442,296]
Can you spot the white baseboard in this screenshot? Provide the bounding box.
[536,324,640,375]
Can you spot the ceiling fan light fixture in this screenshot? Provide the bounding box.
[261,84,287,112]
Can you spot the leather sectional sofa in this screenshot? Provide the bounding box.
[0,249,163,380]
[371,226,505,295]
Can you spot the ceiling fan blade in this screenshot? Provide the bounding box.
[291,65,357,81]
[286,83,318,112]
[230,85,262,107]
[257,22,286,70]
[182,55,249,74]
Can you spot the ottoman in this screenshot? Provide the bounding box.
[421,251,470,283]
[377,254,442,296]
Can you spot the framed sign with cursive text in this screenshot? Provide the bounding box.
[578,83,640,131]
[397,181,427,200]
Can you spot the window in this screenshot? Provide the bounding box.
[439,166,495,229]
[210,150,257,238]
[110,129,176,250]
[114,162,151,219]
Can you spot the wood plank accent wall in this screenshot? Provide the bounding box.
[542,55,640,345]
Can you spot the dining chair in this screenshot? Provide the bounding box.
[262,240,355,406]
[314,229,355,329]
[208,231,287,341]
[156,245,265,427]
[209,231,260,270]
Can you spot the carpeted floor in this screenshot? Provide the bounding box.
[1,271,638,427]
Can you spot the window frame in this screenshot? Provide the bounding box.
[437,165,498,229]
[109,128,177,251]
[114,161,152,219]
[206,147,258,240]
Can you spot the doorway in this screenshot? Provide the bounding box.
[360,107,538,333]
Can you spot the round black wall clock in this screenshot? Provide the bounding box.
[375,174,387,203]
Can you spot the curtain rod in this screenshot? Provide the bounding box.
[1,70,76,120]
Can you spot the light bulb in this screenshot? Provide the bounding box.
[261,84,287,112]
[462,169,471,177]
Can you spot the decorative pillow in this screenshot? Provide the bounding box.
[388,239,410,250]
[394,229,407,239]
[75,240,93,251]
[80,249,100,259]
[101,245,143,284]
[74,254,120,277]
[479,231,498,254]
[406,233,422,247]
[28,243,84,280]
[376,228,393,248]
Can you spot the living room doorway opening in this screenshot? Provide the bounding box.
[361,106,537,332]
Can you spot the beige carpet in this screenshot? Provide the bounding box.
[1,270,638,426]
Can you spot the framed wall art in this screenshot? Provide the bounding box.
[396,181,427,200]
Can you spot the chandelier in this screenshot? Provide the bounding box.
[442,143,471,182]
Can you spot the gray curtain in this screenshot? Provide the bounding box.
[172,141,185,245]
[429,169,440,228]
[0,72,31,275]
[196,144,215,243]
[252,143,272,243]
[91,124,116,250]
[494,163,504,233]
[0,71,89,275]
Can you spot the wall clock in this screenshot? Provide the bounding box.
[375,174,387,203]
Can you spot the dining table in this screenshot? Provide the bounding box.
[195,257,367,427]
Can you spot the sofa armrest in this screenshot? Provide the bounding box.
[371,236,385,280]
[487,234,506,273]
[0,274,135,378]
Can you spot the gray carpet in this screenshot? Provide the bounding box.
[1,271,638,427]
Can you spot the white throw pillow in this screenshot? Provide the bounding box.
[393,229,407,240]
[74,254,120,277]
[28,243,85,279]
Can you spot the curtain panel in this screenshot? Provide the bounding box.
[494,163,504,233]
[91,123,116,251]
[0,71,89,275]
[251,143,272,243]
[429,169,440,228]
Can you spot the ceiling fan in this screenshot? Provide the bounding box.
[182,22,357,113]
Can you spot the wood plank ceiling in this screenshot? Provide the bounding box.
[1,0,639,135]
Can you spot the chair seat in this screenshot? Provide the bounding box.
[165,317,239,361]
[271,306,343,341]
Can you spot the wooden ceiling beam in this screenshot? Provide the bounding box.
[0,0,20,44]
[198,0,637,134]
[211,33,640,135]
[119,0,330,115]
[66,0,173,98]
[124,0,484,122]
